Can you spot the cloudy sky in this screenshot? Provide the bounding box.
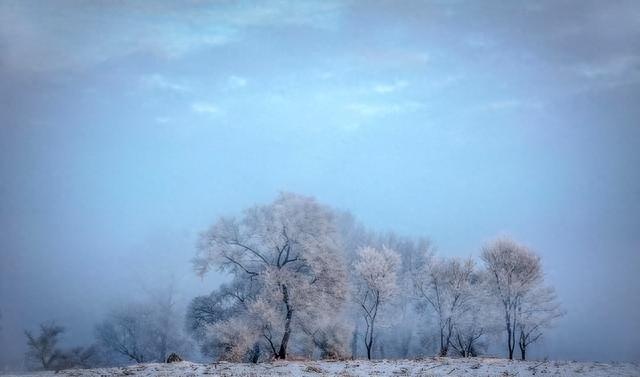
[1,0,639,365]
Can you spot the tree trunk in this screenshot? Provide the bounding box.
[438,323,448,356]
[277,284,293,360]
[365,325,373,360]
[504,304,514,360]
[251,344,261,363]
[519,332,527,360]
[507,326,514,359]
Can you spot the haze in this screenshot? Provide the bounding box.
[1,0,639,369]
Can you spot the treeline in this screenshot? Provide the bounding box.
[23,192,563,370]
[187,193,563,362]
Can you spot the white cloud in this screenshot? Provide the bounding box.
[227,75,248,89]
[141,74,191,93]
[191,102,221,115]
[346,101,423,117]
[154,116,171,124]
[373,80,408,94]
[477,99,543,112]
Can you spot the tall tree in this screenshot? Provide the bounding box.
[413,256,476,356]
[193,193,348,360]
[481,237,544,360]
[353,246,400,360]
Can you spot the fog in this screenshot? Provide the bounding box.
[1,0,639,369]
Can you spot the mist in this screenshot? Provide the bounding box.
[1,0,639,370]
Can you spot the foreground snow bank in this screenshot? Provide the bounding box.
[4,357,639,377]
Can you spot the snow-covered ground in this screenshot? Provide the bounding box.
[4,358,639,377]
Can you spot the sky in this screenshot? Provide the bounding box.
[1,0,639,367]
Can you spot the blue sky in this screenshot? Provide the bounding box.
[1,0,639,364]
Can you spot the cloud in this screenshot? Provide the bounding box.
[141,74,191,93]
[575,55,640,81]
[191,102,221,115]
[346,101,423,117]
[373,80,408,94]
[476,99,543,112]
[154,116,172,124]
[464,33,497,49]
[0,1,348,74]
[227,75,248,89]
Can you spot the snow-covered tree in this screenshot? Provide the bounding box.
[95,304,151,363]
[193,193,349,360]
[481,237,544,360]
[353,246,401,360]
[517,285,564,360]
[449,272,500,357]
[413,256,476,356]
[186,280,257,358]
[96,288,189,363]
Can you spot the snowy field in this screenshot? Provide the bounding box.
[4,358,639,377]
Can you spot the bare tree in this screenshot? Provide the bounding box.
[95,305,149,363]
[481,237,543,360]
[413,256,476,356]
[54,345,99,370]
[96,292,188,364]
[193,193,349,360]
[24,322,65,370]
[517,285,564,360]
[353,246,400,360]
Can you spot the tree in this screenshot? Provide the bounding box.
[25,322,99,371]
[95,305,149,363]
[481,237,544,360]
[193,193,349,360]
[144,284,189,362]
[413,256,476,356]
[449,273,499,358]
[25,322,65,370]
[353,246,400,360]
[96,288,188,364]
[186,280,258,360]
[54,345,99,370]
[517,285,564,360]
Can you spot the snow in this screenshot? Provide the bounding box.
[4,358,639,377]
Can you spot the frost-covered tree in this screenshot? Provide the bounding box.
[481,237,544,360]
[517,285,564,360]
[186,280,259,360]
[413,256,476,356]
[353,246,400,360]
[449,272,500,358]
[24,322,65,370]
[193,193,349,360]
[96,288,188,363]
[338,224,431,359]
[95,305,150,363]
[300,320,352,359]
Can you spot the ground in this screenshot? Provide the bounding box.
[4,358,639,377]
